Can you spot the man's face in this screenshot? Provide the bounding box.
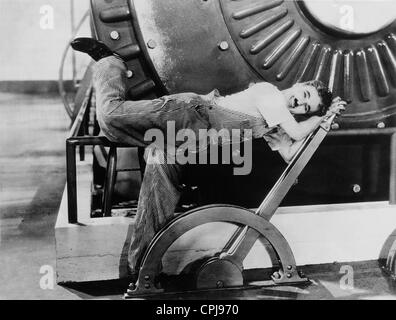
[287,84,321,115]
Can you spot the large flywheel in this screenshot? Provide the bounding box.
[89,0,396,206]
[219,0,396,128]
[91,0,396,129]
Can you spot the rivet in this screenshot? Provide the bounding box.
[331,123,339,130]
[147,39,157,49]
[110,31,120,40]
[218,41,229,51]
[377,122,386,129]
[126,70,134,78]
[352,184,361,194]
[216,280,224,288]
[273,271,281,279]
[286,272,292,278]
[287,265,293,270]
[144,275,150,281]
[144,283,150,289]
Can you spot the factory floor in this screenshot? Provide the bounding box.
[1,92,396,300]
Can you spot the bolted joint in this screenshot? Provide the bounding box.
[218,41,229,51]
[110,31,120,40]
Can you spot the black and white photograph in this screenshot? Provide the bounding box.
[1,0,396,305]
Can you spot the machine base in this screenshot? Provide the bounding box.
[55,155,396,283]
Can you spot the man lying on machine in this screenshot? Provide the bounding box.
[71,37,346,279]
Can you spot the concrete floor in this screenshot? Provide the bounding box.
[1,92,396,300]
[0,92,76,299]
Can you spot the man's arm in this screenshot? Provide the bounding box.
[279,116,323,141]
[277,139,305,163]
[279,97,347,141]
[263,129,304,163]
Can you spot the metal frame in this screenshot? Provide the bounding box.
[67,131,144,221]
[220,123,396,277]
[66,136,131,223]
[66,85,396,225]
[328,128,396,204]
[125,116,336,297]
[127,205,307,297]
[220,116,335,269]
[66,83,131,223]
[65,99,396,297]
[64,85,396,296]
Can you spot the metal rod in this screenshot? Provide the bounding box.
[66,140,78,224]
[223,116,335,264]
[390,133,396,204]
[223,130,317,255]
[78,125,85,161]
[102,147,118,217]
[65,136,130,223]
[67,136,128,147]
[70,0,77,87]
[79,92,92,161]
[68,86,92,137]
[329,128,396,136]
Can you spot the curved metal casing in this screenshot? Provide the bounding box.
[124,205,308,297]
[88,0,396,206]
[90,0,396,129]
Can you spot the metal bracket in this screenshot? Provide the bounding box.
[124,116,337,297]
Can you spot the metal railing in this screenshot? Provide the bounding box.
[66,85,134,224]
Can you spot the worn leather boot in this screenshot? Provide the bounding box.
[71,37,118,61]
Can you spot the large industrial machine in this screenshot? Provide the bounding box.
[87,0,396,206]
[55,0,396,296]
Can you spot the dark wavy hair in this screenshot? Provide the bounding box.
[301,80,333,116]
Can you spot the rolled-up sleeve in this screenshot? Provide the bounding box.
[263,128,293,151]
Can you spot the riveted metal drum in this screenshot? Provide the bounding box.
[91,0,396,129]
[89,0,396,206]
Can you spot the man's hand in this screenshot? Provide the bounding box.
[325,97,347,117]
[280,97,347,141]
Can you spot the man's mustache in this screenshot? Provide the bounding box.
[291,97,299,108]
